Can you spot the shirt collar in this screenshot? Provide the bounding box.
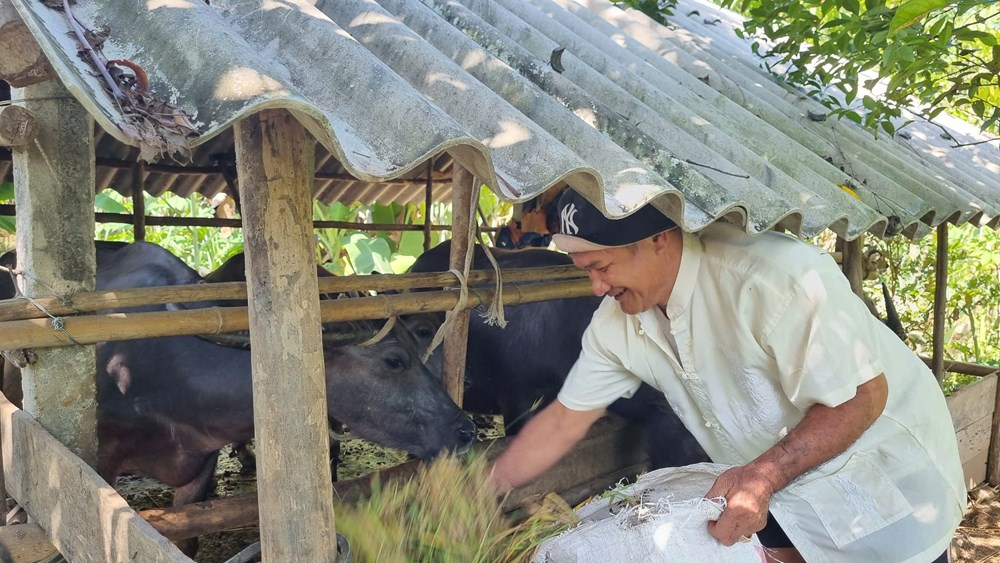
[664,230,702,320]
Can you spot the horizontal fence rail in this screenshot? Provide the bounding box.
[0,265,585,322]
[0,277,594,350]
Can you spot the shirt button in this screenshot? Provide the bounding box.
[638,328,645,335]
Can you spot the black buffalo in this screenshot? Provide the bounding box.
[201,252,444,476]
[407,241,708,469]
[0,242,475,541]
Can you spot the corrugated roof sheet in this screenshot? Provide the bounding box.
[3,0,999,239]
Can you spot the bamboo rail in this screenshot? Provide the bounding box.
[0,279,594,350]
[0,265,585,322]
[918,355,999,378]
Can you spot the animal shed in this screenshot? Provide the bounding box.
[1,0,1000,561]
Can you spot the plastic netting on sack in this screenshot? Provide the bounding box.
[533,463,766,563]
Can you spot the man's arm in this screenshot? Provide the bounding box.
[706,374,889,545]
[490,400,605,494]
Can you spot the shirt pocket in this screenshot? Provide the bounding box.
[788,452,913,548]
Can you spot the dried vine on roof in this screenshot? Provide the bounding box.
[57,0,199,162]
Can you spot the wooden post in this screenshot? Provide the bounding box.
[131,161,146,241]
[423,160,433,252]
[442,164,475,406]
[0,0,55,87]
[932,224,948,382]
[0,394,188,561]
[987,375,1000,485]
[0,105,38,147]
[10,79,97,464]
[234,109,338,562]
[841,235,880,318]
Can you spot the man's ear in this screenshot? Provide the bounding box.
[650,230,672,253]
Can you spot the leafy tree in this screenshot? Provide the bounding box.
[714,0,1000,140]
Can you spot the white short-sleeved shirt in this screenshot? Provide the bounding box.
[559,223,966,563]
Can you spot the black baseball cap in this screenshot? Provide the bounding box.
[551,189,677,253]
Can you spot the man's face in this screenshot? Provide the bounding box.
[571,238,666,315]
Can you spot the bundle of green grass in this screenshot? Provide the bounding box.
[334,454,578,563]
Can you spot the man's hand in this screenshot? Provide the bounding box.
[705,464,777,545]
[703,375,889,547]
[520,208,549,234]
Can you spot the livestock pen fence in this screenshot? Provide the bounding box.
[0,240,656,560]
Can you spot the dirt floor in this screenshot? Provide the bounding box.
[118,415,504,563]
[954,483,1000,563]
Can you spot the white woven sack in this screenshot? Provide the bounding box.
[533,463,766,563]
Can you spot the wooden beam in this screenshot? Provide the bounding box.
[10,79,97,463]
[840,235,881,318]
[918,356,999,378]
[140,460,423,541]
[932,224,949,382]
[0,279,595,350]
[442,165,476,406]
[131,161,146,241]
[987,373,1000,484]
[139,415,645,541]
[0,105,37,147]
[235,109,337,562]
[0,394,188,562]
[0,265,586,322]
[0,0,55,87]
[424,159,434,252]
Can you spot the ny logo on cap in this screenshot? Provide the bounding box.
[560,203,579,235]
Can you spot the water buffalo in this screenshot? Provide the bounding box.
[0,242,476,547]
[201,252,443,476]
[406,241,709,469]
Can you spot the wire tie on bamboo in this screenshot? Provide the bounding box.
[360,315,395,347]
[21,295,82,346]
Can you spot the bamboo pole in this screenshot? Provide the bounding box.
[140,459,423,541]
[0,265,585,322]
[932,224,949,382]
[0,280,594,351]
[917,356,999,378]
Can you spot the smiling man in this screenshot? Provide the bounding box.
[490,189,966,563]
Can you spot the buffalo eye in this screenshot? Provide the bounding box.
[417,327,434,339]
[383,354,406,371]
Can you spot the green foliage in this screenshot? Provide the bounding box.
[717,0,1000,138]
[862,223,1000,390]
[613,0,678,22]
[94,190,244,275]
[0,182,15,234]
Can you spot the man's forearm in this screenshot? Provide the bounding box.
[752,374,889,492]
[706,375,890,546]
[491,401,604,493]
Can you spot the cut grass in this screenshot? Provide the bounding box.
[334,453,578,563]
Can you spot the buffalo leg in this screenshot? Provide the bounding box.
[172,451,220,556]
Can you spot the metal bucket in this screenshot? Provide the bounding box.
[336,532,352,563]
